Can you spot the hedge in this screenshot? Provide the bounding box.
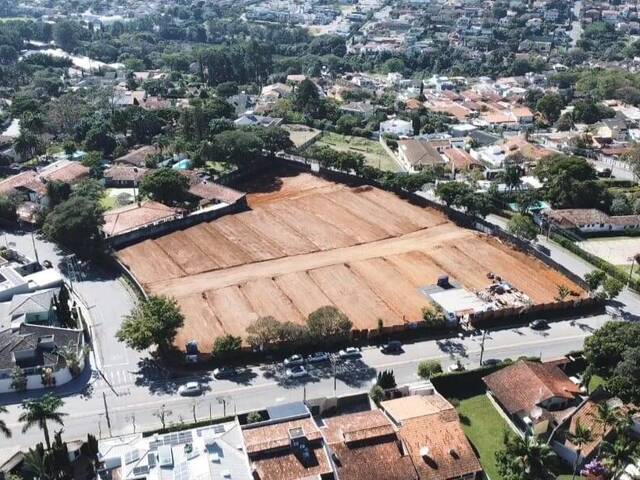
[550,233,640,291]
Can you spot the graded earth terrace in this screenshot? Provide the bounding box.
[117,172,585,351]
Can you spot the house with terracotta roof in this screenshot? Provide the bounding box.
[483,360,583,436]
[544,209,640,234]
[380,394,483,480]
[442,147,484,176]
[115,145,161,167]
[102,200,181,238]
[242,415,333,480]
[397,138,446,173]
[549,397,627,469]
[103,165,148,188]
[321,410,418,480]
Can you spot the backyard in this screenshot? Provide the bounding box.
[456,394,509,480]
[312,132,401,172]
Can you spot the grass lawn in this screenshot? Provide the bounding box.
[456,394,510,480]
[588,374,605,393]
[100,194,118,211]
[313,132,401,172]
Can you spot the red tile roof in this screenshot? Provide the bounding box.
[102,200,179,236]
[104,165,148,183]
[0,171,45,196]
[322,410,418,480]
[483,361,582,416]
[40,160,89,183]
[398,409,483,480]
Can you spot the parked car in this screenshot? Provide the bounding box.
[481,358,502,367]
[178,381,202,396]
[448,361,465,372]
[307,352,330,363]
[283,354,304,366]
[534,243,551,256]
[285,365,308,378]
[530,319,549,330]
[380,340,402,354]
[213,366,237,379]
[338,347,361,359]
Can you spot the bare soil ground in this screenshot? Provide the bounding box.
[118,172,586,351]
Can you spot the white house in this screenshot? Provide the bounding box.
[379,118,413,137]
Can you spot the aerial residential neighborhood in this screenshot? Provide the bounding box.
[1,0,640,479]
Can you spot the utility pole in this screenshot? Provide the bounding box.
[30,232,39,265]
[102,392,112,435]
[330,355,338,395]
[479,330,487,366]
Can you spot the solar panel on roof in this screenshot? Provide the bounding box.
[148,440,161,450]
[212,425,225,434]
[147,453,156,467]
[173,462,189,480]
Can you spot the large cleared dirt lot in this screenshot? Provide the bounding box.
[118,172,585,351]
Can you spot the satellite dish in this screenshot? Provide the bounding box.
[530,406,543,420]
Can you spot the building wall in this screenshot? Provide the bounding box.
[0,354,84,394]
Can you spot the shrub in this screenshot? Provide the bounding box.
[246,411,263,424]
[417,360,442,379]
[422,305,446,329]
[211,334,242,360]
[369,385,384,404]
[376,370,396,389]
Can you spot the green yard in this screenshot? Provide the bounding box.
[455,394,510,480]
[313,132,401,172]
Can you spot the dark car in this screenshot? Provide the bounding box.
[534,243,551,256]
[380,340,403,354]
[530,319,550,330]
[213,366,238,379]
[481,358,502,367]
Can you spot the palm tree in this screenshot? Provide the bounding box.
[594,402,618,457]
[497,431,557,479]
[19,394,66,450]
[568,420,592,480]
[601,436,640,478]
[0,405,11,438]
[22,445,51,480]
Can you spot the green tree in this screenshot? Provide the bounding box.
[584,322,640,374]
[54,284,72,328]
[139,168,189,205]
[376,369,396,389]
[46,181,71,209]
[0,405,10,438]
[116,296,185,356]
[594,401,619,457]
[601,435,640,478]
[369,384,384,404]
[585,270,607,291]
[53,21,81,51]
[507,214,538,241]
[213,130,264,165]
[536,93,564,124]
[606,347,640,403]
[42,196,104,257]
[306,306,352,342]
[336,115,361,135]
[211,334,242,359]
[294,78,320,112]
[603,276,623,299]
[19,394,66,450]
[495,431,556,480]
[84,124,116,156]
[0,195,18,222]
[246,411,263,424]
[252,126,294,155]
[567,421,592,480]
[246,316,282,349]
[417,360,442,379]
[435,181,473,207]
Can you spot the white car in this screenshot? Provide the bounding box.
[338,347,361,359]
[178,381,202,396]
[285,365,308,378]
[448,362,465,373]
[284,354,305,366]
[307,352,330,363]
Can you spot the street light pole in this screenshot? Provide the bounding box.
[479,330,487,366]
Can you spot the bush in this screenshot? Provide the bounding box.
[422,305,446,329]
[369,385,384,404]
[417,360,442,379]
[376,370,396,389]
[246,411,263,424]
[211,334,242,360]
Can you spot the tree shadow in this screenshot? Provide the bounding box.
[133,357,213,395]
[219,368,258,386]
[436,339,468,358]
[335,359,376,388]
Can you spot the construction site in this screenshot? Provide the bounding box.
[117,171,587,351]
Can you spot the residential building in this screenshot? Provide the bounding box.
[242,405,333,480]
[103,165,148,188]
[339,101,375,120]
[483,360,583,436]
[397,138,445,172]
[115,145,161,168]
[544,209,640,234]
[98,420,252,480]
[381,394,483,480]
[380,118,413,137]
[0,323,84,393]
[234,115,283,128]
[102,201,181,238]
[321,409,418,480]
